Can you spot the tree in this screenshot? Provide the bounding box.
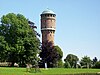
[64,54,79,68]
[53,46,63,67]
[80,56,92,68]
[39,41,63,68]
[92,57,98,67]
[93,61,100,69]
[0,13,40,66]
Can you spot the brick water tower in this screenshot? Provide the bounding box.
[40,9,56,46]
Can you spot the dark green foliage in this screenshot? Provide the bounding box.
[0,13,40,66]
[92,57,98,67]
[39,41,63,68]
[64,54,79,68]
[57,59,64,68]
[93,61,100,69]
[64,61,71,68]
[53,46,63,60]
[93,57,98,63]
[80,56,92,68]
[53,46,63,68]
[0,36,9,61]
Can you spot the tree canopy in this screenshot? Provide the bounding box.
[0,13,40,66]
[80,56,92,68]
[39,41,63,68]
[64,54,79,68]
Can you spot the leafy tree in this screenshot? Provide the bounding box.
[92,57,98,67]
[64,54,79,68]
[93,61,100,69]
[53,46,63,67]
[80,56,92,68]
[0,13,40,66]
[39,41,63,68]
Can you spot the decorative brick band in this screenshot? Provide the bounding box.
[41,28,55,31]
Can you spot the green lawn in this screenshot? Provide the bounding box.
[0,67,100,75]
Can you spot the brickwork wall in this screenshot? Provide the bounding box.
[41,14,56,45]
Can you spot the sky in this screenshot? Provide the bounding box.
[0,0,100,61]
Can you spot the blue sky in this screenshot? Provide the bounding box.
[0,0,100,61]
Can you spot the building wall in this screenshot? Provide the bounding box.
[42,30,54,43]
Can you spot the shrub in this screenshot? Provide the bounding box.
[93,61,100,69]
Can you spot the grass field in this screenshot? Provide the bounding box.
[0,67,100,75]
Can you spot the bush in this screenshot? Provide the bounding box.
[93,61,100,69]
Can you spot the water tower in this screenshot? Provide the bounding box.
[40,9,56,45]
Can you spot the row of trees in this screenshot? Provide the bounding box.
[64,54,100,69]
[0,13,100,68]
[0,13,63,68]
